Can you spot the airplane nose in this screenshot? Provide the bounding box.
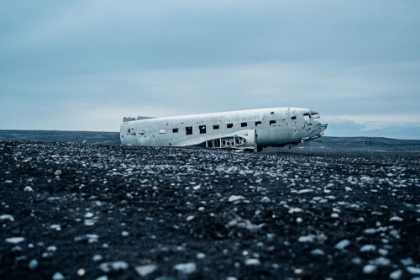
[302,121,327,142]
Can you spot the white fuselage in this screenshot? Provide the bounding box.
[120,107,327,151]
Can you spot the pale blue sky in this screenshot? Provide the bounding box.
[1,1,419,139]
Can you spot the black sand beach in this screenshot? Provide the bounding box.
[1,131,419,279]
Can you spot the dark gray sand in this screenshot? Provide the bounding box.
[1,132,420,279]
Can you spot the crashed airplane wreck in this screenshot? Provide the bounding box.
[120,108,327,152]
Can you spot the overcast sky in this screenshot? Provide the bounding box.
[1,1,419,139]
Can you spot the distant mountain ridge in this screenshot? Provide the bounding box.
[1,130,420,152]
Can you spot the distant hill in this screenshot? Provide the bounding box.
[1,130,420,153]
[0,130,120,145]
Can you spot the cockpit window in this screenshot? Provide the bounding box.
[311,113,320,119]
[303,113,310,121]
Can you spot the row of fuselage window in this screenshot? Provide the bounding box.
[172,118,296,135]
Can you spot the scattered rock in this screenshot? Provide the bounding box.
[100,262,129,273]
[135,264,157,277]
[245,259,261,266]
[5,237,25,244]
[174,263,196,274]
[335,239,350,250]
[228,195,245,202]
[363,264,377,274]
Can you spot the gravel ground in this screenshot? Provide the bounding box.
[1,139,419,280]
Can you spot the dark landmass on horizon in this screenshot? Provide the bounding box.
[1,130,420,153]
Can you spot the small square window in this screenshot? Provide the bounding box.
[186,126,193,135]
[255,121,262,126]
[241,122,247,127]
[199,125,206,134]
[213,124,219,130]
[159,129,166,134]
[173,128,179,133]
[227,123,233,129]
[270,120,276,125]
[291,116,297,120]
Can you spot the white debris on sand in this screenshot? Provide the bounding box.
[5,237,25,244]
[100,261,129,273]
[389,269,403,280]
[298,235,315,243]
[245,259,261,266]
[52,272,65,280]
[260,196,271,203]
[335,239,350,250]
[360,245,376,252]
[389,216,403,222]
[135,264,157,277]
[363,264,377,274]
[0,214,14,221]
[174,262,197,274]
[228,195,245,202]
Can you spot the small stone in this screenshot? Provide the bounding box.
[260,197,271,203]
[400,258,414,266]
[5,180,12,184]
[135,264,157,277]
[296,217,303,223]
[389,269,403,280]
[298,235,315,243]
[93,255,102,262]
[288,208,303,213]
[174,263,197,274]
[335,239,350,250]
[6,237,25,244]
[193,185,201,190]
[245,259,261,266]
[77,269,86,276]
[294,268,303,274]
[364,229,377,235]
[121,231,129,237]
[345,187,353,191]
[389,216,403,222]
[186,216,195,221]
[311,249,325,256]
[352,257,362,265]
[331,213,339,218]
[84,213,94,218]
[47,246,57,252]
[228,195,244,202]
[52,272,65,280]
[0,214,14,222]
[363,264,377,274]
[378,249,388,256]
[407,267,420,275]
[24,186,34,192]
[371,257,390,266]
[100,261,129,273]
[54,170,62,176]
[360,245,376,252]
[196,253,206,259]
[297,189,313,194]
[96,276,108,280]
[84,220,95,226]
[29,259,38,270]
